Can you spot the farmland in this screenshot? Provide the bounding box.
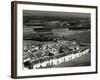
[54,52,90,67]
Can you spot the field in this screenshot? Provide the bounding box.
[24,29,90,42]
[54,52,90,67]
[63,30,90,43]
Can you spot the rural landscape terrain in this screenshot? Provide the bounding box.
[23,10,91,69]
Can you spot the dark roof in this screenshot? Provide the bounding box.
[38,58,45,63]
[55,53,67,59]
[32,60,39,64]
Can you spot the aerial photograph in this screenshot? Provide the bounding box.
[23,10,91,69]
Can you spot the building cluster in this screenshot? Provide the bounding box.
[23,40,89,69]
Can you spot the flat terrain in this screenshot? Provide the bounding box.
[54,53,91,68]
[24,30,90,43]
[63,30,90,43]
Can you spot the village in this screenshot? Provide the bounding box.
[23,39,90,69]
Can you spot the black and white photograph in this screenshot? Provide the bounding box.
[11,1,97,78]
[23,10,91,69]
